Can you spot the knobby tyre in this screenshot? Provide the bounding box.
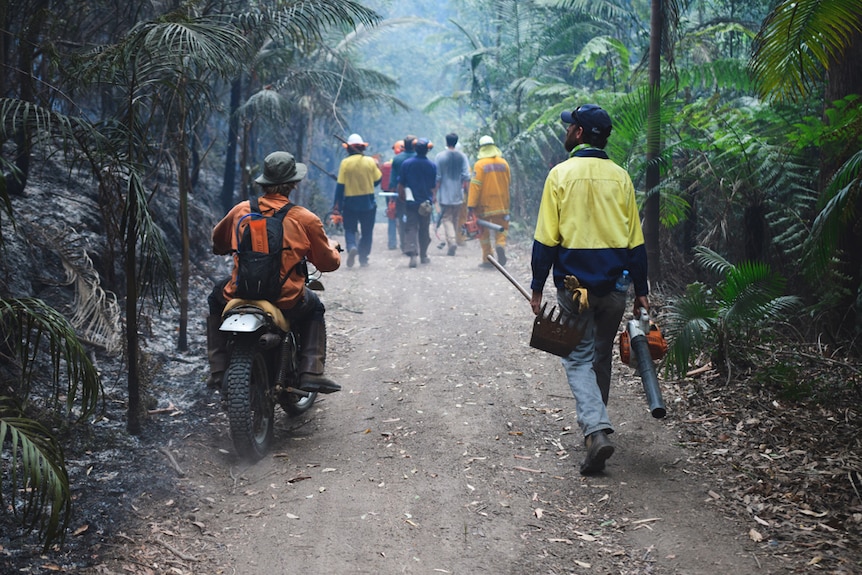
[226,341,274,460]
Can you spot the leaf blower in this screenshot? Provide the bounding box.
[619,309,667,419]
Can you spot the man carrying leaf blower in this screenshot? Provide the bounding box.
[530,103,650,475]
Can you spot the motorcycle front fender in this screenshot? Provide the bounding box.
[221,311,267,333]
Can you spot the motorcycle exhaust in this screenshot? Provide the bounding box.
[258,333,282,350]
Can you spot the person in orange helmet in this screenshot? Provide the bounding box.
[380,140,404,249]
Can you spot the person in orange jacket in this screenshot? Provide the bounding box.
[206,151,342,394]
[381,140,404,249]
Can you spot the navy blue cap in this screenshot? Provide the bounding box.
[561,104,612,136]
[415,138,432,155]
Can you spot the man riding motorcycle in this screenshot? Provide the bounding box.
[206,151,342,394]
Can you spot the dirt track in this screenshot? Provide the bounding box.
[75,224,795,574]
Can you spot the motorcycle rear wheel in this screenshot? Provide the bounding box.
[226,342,274,460]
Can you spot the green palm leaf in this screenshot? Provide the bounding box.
[0,298,101,417]
[664,282,717,377]
[750,0,862,101]
[1,397,72,549]
[803,147,862,275]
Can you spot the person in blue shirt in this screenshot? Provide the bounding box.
[398,138,437,268]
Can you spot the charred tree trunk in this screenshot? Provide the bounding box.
[220,78,242,215]
[6,2,48,196]
[126,186,142,436]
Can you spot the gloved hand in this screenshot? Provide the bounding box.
[563,275,589,314]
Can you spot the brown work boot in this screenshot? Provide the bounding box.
[206,314,229,390]
[299,373,341,394]
[296,318,340,393]
[579,430,614,475]
[495,246,507,267]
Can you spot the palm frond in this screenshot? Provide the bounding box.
[0,172,11,249]
[803,147,862,275]
[124,172,178,309]
[693,245,734,277]
[234,0,380,47]
[132,16,250,78]
[0,396,72,549]
[663,282,718,377]
[0,298,102,416]
[239,88,294,124]
[28,223,122,354]
[750,0,862,101]
[718,260,789,326]
[556,0,632,22]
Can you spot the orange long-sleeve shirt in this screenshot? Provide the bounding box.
[213,193,340,309]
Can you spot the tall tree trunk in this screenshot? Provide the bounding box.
[7,1,48,196]
[176,77,190,353]
[823,29,862,333]
[643,0,662,284]
[126,186,142,435]
[240,121,251,202]
[220,78,242,215]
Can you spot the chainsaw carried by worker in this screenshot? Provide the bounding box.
[619,309,668,419]
[462,212,504,240]
[219,259,327,461]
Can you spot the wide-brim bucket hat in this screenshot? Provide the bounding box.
[255,151,307,185]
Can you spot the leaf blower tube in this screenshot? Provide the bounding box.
[627,310,667,419]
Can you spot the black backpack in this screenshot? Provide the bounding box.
[234,197,293,300]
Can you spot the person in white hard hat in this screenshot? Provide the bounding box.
[332,133,382,267]
[467,135,511,267]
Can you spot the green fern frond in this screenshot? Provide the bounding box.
[675,59,756,95]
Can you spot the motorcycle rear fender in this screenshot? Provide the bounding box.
[220,298,290,332]
[220,312,267,333]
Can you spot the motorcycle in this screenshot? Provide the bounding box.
[219,260,326,460]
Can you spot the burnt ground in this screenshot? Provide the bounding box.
[2,224,861,575]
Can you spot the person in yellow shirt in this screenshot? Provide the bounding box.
[468,135,510,267]
[530,104,650,475]
[333,134,382,267]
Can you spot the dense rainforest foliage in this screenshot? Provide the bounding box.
[1,0,860,548]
